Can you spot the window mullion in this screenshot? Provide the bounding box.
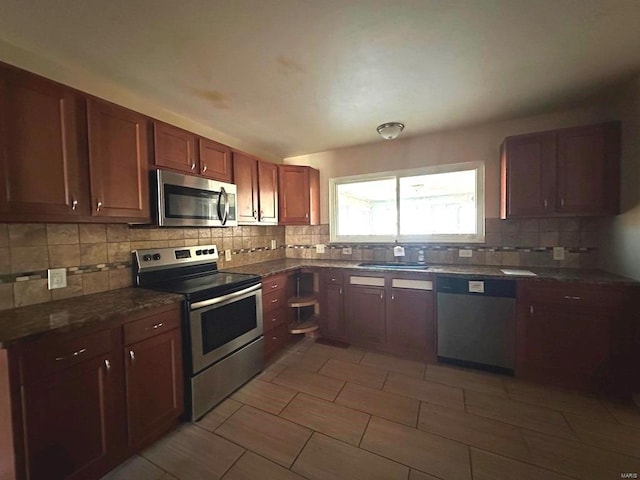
[395,176,401,239]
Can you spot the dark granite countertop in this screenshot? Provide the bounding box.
[0,288,184,348]
[225,259,640,286]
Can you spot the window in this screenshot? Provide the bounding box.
[329,162,484,243]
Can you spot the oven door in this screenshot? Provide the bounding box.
[189,283,263,374]
[156,169,238,227]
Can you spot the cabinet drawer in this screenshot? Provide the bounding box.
[123,308,181,345]
[264,307,288,334]
[19,329,112,383]
[520,281,628,308]
[262,274,286,293]
[263,288,287,313]
[323,270,344,285]
[264,324,289,358]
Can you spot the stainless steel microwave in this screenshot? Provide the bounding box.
[154,169,238,227]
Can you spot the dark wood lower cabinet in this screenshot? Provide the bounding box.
[386,287,435,361]
[21,353,114,480]
[124,328,183,450]
[2,304,183,480]
[345,285,386,346]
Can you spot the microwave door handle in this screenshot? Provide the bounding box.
[222,187,230,225]
[217,187,226,225]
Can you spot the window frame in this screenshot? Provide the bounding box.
[329,161,485,244]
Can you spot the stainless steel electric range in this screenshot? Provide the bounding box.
[133,245,263,421]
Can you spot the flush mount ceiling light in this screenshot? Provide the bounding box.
[376,122,405,140]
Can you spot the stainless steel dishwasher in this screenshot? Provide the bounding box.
[436,276,516,374]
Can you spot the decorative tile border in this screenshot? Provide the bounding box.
[0,261,132,285]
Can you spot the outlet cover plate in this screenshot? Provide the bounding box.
[225,249,232,261]
[47,268,67,290]
[315,244,325,254]
[342,247,352,255]
[270,239,277,250]
[393,246,405,257]
[553,246,565,260]
[459,249,473,258]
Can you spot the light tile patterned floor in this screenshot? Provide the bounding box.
[103,338,640,480]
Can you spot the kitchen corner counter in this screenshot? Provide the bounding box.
[224,259,640,286]
[0,288,184,348]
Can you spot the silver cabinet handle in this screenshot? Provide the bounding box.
[543,199,548,209]
[560,198,565,207]
[191,163,196,170]
[146,322,163,330]
[55,347,86,362]
[71,197,78,210]
[271,284,279,289]
[129,350,135,364]
[270,317,277,323]
[96,200,103,212]
[202,164,208,173]
[564,295,581,300]
[305,213,309,218]
[104,359,111,372]
[530,305,534,315]
[380,292,383,300]
[271,298,278,304]
[391,293,395,301]
[339,288,342,295]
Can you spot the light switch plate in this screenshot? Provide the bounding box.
[342,247,352,255]
[393,246,405,257]
[270,239,277,250]
[315,244,325,253]
[225,249,232,261]
[553,246,565,260]
[47,268,67,290]
[459,249,472,258]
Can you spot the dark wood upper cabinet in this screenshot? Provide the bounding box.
[233,151,259,223]
[501,122,620,219]
[87,99,150,221]
[232,152,279,225]
[0,64,90,219]
[199,138,232,182]
[278,165,320,225]
[258,161,278,223]
[153,122,197,175]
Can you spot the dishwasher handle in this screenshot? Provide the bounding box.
[436,276,516,298]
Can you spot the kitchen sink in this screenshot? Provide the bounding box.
[357,262,428,270]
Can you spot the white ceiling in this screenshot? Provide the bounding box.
[1,0,639,158]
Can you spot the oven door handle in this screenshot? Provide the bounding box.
[190,283,261,310]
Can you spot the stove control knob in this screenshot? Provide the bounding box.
[142,254,152,262]
[195,250,202,255]
[204,249,212,254]
[152,253,161,261]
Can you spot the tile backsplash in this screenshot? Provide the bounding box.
[0,216,601,311]
[0,223,285,310]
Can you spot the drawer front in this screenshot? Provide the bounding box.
[323,270,344,285]
[20,329,112,383]
[263,287,287,313]
[262,274,286,293]
[123,307,181,345]
[264,323,289,358]
[264,307,288,334]
[520,281,628,308]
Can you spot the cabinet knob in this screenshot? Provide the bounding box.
[202,164,208,173]
[96,200,103,212]
[380,292,383,300]
[191,163,197,170]
[305,213,309,219]
[129,350,135,364]
[71,197,78,211]
[104,359,111,373]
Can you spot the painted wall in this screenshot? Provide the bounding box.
[284,103,613,224]
[600,74,640,281]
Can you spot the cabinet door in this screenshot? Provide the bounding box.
[502,132,556,218]
[516,301,612,391]
[557,124,617,215]
[87,99,150,220]
[386,288,435,360]
[278,165,310,224]
[320,283,346,340]
[154,122,198,175]
[345,285,386,345]
[199,138,232,182]
[258,161,278,224]
[233,152,258,223]
[124,328,183,449]
[0,65,89,218]
[21,354,115,480]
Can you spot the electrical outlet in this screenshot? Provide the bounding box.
[342,247,352,255]
[459,249,473,258]
[270,239,277,250]
[225,249,232,261]
[315,244,325,254]
[553,246,565,260]
[47,268,67,290]
[393,246,405,257]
